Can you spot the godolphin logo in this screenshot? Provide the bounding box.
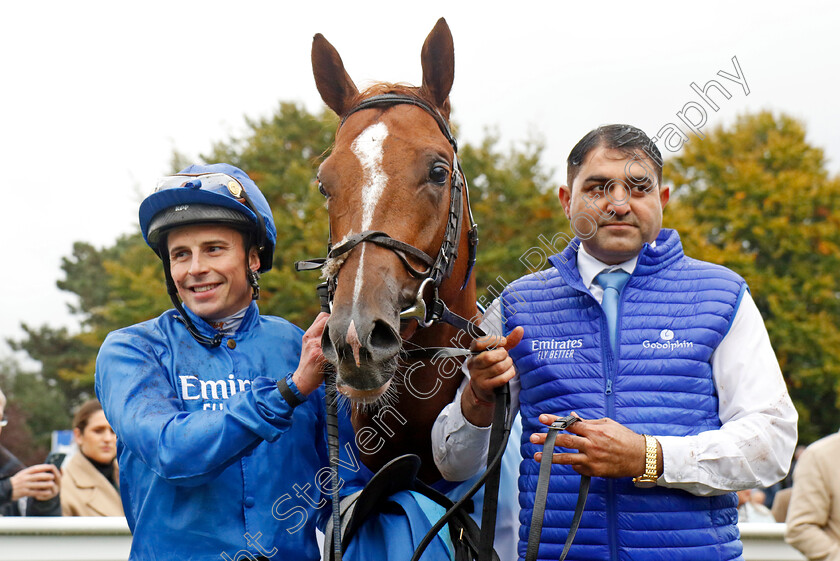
[642,329,692,351]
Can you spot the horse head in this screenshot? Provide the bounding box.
[311,18,475,405]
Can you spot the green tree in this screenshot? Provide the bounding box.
[460,131,562,301]
[28,101,840,448]
[200,105,563,325]
[11,235,168,396]
[664,111,840,443]
[9,102,563,404]
[202,102,338,327]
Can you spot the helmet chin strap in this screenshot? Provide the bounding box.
[159,250,223,348]
[244,238,261,301]
[247,262,261,301]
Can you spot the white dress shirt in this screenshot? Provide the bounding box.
[432,243,799,496]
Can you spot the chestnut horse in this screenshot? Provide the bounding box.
[310,18,481,484]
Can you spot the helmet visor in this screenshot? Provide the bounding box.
[148,172,268,256]
[154,172,248,200]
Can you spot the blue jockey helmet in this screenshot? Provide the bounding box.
[139,164,276,272]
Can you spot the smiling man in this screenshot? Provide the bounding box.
[95,164,333,560]
[432,125,799,561]
[167,224,259,321]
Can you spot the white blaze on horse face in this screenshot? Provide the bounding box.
[346,319,362,367]
[352,121,389,229]
[350,121,389,309]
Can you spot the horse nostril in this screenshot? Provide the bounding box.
[322,325,337,361]
[368,320,401,356]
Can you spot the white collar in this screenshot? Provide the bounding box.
[576,243,649,290]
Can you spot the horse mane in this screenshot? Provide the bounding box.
[353,82,451,121]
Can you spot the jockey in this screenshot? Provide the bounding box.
[95,163,334,560]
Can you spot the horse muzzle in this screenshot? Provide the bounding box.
[322,312,402,395]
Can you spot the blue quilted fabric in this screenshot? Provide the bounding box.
[503,229,746,561]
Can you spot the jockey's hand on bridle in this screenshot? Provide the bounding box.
[292,312,330,396]
[530,413,651,479]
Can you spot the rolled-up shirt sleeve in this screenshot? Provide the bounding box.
[432,377,493,481]
[432,299,521,481]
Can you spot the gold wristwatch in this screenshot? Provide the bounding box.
[632,434,659,488]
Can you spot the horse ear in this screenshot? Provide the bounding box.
[312,33,360,117]
[420,18,455,113]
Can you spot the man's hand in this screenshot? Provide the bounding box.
[291,312,330,396]
[461,326,524,426]
[530,413,661,479]
[10,465,61,501]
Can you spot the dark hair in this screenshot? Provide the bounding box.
[566,124,663,188]
[73,399,104,434]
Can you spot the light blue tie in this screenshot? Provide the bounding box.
[596,270,631,354]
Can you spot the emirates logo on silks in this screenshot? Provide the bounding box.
[642,329,693,351]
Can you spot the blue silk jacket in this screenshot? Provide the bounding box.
[96,302,356,560]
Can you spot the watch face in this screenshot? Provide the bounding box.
[633,478,657,489]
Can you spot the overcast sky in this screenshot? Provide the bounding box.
[2,1,838,362]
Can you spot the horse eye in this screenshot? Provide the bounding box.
[430,165,449,185]
[318,181,328,197]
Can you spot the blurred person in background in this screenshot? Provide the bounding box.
[61,399,123,516]
[786,430,840,560]
[0,387,61,516]
[771,487,792,523]
[737,488,776,523]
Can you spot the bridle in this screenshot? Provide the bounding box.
[296,93,483,344]
[296,93,512,561]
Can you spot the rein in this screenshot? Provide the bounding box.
[526,416,591,561]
